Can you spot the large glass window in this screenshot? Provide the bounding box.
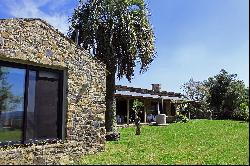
[0,66,25,143]
[0,62,63,145]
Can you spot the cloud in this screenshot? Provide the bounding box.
[2,0,70,34]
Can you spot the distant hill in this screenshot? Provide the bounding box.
[0,111,23,119]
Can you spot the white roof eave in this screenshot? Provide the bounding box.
[115,90,186,101]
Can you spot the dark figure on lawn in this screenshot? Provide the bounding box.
[135,117,141,135]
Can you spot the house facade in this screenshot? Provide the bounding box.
[115,84,192,124]
[0,18,106,164]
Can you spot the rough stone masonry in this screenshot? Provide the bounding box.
[0,18,106,165]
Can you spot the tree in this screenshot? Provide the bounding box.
[132,99,144,135]
[182,78,208,101]
[182,69,249,120]
[0,68,12,113]
[132,99,144,118]
[181,78,209,119]
[69,0,155,140]
[204,69,247,119]
[0,68,22,119]
[242,86,249,106]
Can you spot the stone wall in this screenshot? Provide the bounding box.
[0,18,106,165]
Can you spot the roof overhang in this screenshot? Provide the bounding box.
[115,90,193,102]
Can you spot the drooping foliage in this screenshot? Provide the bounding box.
[69,0,155,81]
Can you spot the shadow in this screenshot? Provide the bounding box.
[76,83,89,103]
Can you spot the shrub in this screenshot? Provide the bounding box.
[232,103,249,122]
[175,113,189,123]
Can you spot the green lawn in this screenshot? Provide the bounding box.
[0,129,22,142]
[77,120,249,165]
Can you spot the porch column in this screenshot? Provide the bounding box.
[126,98,130,125]
[161,97,164,114]
[170,102,173,116]
[144,100,147,123]
[157,101,160,115]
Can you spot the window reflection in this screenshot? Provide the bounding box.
[26,70,60,140]
[26,70,37,140]
[34,71,59,139]
[0,66,25,142]
[0,63,62,145]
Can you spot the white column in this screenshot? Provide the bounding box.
[157,101,160,115]
[161,97,164,114]
[127,99,130,125]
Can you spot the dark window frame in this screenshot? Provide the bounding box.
[0,60,65,146]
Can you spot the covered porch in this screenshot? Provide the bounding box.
[115,91,190,125]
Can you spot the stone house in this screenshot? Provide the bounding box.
[115,84,192,124]
[0,18,106,164]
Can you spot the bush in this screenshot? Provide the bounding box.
[233,109,249,122]
[175,114,189,123]
[232,102,249,122]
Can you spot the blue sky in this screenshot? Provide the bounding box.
[0,0,249,93]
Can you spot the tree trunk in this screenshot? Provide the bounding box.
[105,70,120,141]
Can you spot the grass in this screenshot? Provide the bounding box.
[0,129,22,142]
[77,120,249,165]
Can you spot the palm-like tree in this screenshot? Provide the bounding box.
[69,0,155,140]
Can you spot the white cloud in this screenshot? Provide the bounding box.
[3,0,70,34]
